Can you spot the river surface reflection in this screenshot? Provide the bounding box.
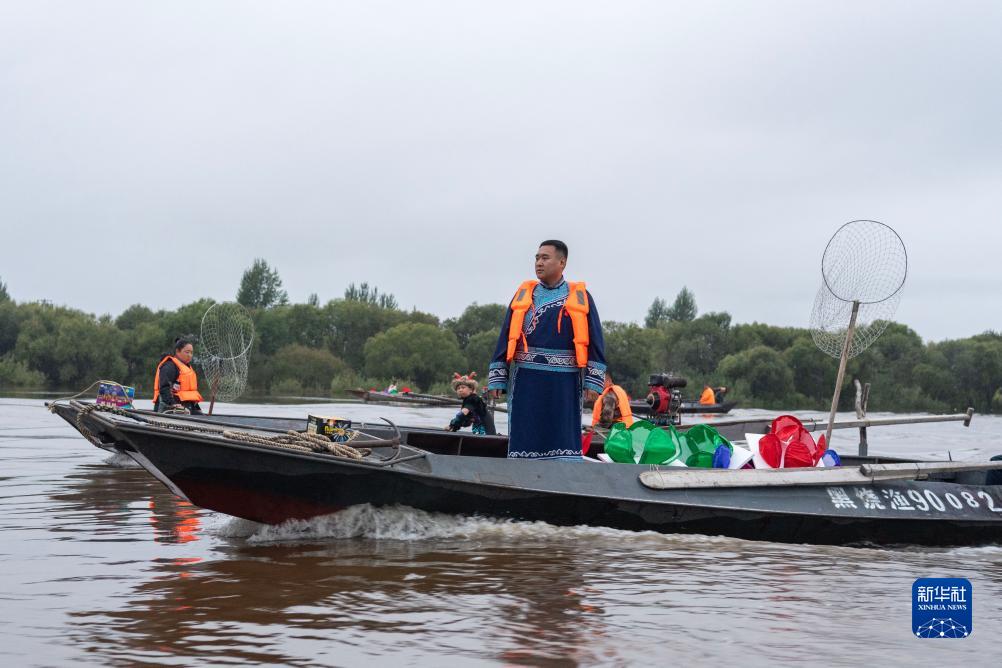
[2,398,1001,666]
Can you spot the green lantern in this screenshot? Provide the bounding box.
[676,424,733,468]
[603,420,680,465]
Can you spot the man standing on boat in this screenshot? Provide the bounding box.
[488,240,606,459]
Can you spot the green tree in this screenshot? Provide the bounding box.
[603,322,667,396]
[344,282,398,310]
[660,312,732,377]
[326,299,407,369]
[731,322,801,352]
[912,347,959,409]
[445,303,506,348]
[237,259,288,309]
[464,330,499,380]
[363,323,465,390]
[644,297,669,329]
[14,305,127,387]
[952,339,1002,412]
[0,277,9,303]
[159,299,216,344]
[283,304,332,349]
[251,307,291,356]
[718,345,794,405]
[115,304,156,331]
[667,287,697,322]
[121,321,168,391]
[783,337,833,402]
[0,302,18,356]
[268,344,347,391]
[0,355,46,388]
[405,309,441,327]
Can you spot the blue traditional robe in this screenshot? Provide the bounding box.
[488,279,607,459]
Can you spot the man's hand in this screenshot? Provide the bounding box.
[584,389,600,402]
[489,389,503,400]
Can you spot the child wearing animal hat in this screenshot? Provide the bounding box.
[446,372,497,435]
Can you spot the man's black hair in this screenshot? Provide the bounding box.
[538,239,568,259]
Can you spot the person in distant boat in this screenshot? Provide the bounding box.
[591,375,634,429]
[446,372,497,435]
[386,382,399,394]
[699,385,728,405]
[488,240,606,459]
[153,337,204,414]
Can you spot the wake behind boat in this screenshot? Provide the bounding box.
[57,400,1002,547]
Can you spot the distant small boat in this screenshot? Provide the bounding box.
[346,389,509,413]
[635,400,738,415]
[349,389,736,415]
[585,398,738,415]
[346,389,460,407]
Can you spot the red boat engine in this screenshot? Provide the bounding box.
[646,373,687,426]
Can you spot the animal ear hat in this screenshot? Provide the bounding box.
[451,372,479,391]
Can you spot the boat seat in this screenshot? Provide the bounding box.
[403,431,508,458]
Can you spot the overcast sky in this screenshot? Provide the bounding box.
[1,1,1000,342]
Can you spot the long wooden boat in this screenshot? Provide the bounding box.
[346,389,461,407]
[350,388,736,415]
[58,401,1002,546]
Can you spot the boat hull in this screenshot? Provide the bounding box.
[106,417,1002,547]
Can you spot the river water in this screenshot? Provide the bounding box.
[2,397,1001,666]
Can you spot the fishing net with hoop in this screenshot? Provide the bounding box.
[810,220,908,447]
[810,220,908,361]
[199,302,255,403]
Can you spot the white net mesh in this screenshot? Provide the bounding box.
[199,302,254,402]
[821,220,907,304]
[809,284,901,359]
[810,220,907,360]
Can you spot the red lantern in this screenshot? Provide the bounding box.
[758,415,827,468]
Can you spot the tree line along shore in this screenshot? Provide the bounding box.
[0,262,999,414]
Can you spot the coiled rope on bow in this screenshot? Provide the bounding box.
[221,429,370,459]
[73,402,134,447]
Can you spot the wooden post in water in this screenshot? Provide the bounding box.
[825,300,860,448]
[854,378,871,457]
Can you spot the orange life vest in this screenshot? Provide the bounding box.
[699,386,716,405]
[153,356,203,404]
[591,384,634,427]
[505,280,590,367]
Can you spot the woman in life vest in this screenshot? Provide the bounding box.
[153,337,204,414]
[591,375,634,429]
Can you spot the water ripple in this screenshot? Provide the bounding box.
[2,398,1001,666]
